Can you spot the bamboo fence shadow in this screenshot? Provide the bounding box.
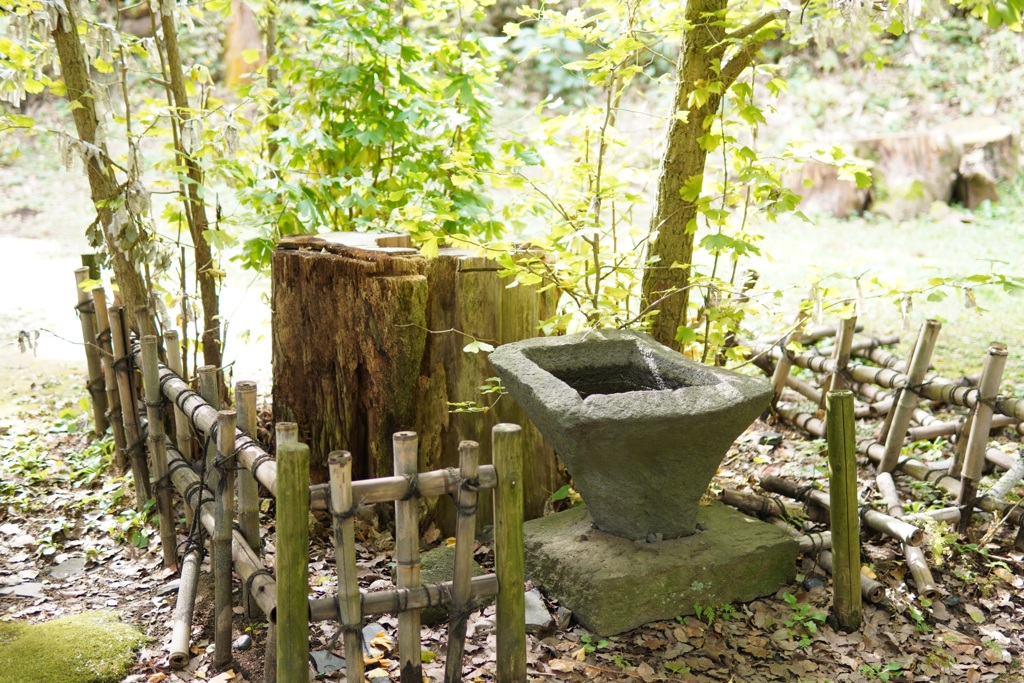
[87,298,529,682]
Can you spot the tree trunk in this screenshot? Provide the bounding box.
[52,8,148,321]
[158,0,224,378]
[271,233,561,531]
[641,2,788,350]
[640,0,725,350]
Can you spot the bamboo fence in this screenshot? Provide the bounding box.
[72,292,529,681]
[741,312,1024,606]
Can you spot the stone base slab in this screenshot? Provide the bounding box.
[524,502,798,636]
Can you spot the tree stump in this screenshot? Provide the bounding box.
[785,159,872,217]
[938,118,1019,209]
[272,233,561,529]
[852,132,961,221]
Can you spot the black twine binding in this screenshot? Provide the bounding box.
[401,472,420,501]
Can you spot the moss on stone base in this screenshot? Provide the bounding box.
[0,611,146,683]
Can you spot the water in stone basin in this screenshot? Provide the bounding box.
[549,363,687,398]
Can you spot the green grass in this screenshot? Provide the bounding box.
[749,181,1024,386]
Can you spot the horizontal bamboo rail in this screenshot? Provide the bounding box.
[309,575,501,622]
[761,476,923,546]
[776,405,1023,527]
[310,466,498,510]
[817,550,885,604]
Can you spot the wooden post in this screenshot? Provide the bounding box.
[876,472,939,600]
[879,320,941,473]
[169,548,201,668]
[109,305,151,509]
[393,431,423,683]
[267,422,299,683]
[199,365,221,493]
[958,342,1008,533]
[235,381,261,550]
[493,424,525,683]
[328,451,364,683]
[92,287,126,471]
[445,441,480,683]
[75,268,109,434]
[825,315,857,398]
[141,335,177,569]
[214,409,238,669]
[276,440,310,683]
[165,330,194,527]
[826,390,862,632]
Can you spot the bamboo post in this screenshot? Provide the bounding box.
[75,268,109,434]
[493,424,525,683]
[825,391,862,632]
[199,365,221,493]
[214,409,238,669]
[165,330,194,527]
[141,336,177,569]
[328,451,364,683]
[92,287,127,470]
[445,440,481,683]
[235,381,261,551]
[169,548,201,668]
[276,439,310,683]
[827,316,857,395]
[393,431,423,683]
[958,342,1008,533]
[879,320,942,473]
[109,305,151,509]
[266,422,299,683]
[771,315,806,407]
[876,472,939,600]
[947,412,975,477]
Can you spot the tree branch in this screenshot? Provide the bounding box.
[719,9,790,88]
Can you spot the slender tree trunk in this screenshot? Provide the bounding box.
[640,0,725,350]
[52,8,148,320]
[158,0,224,378]
[641,1,788,350]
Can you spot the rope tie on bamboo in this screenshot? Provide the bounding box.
[401,472,420,501]
[452,476,480,516]
[74,300,95,315]
[761,494,794,520]
[96,328,112,345]
[332,505,357,526]
[112,353,135,372]
[244,568,273,598]
[327,621,365,653]
[923,466,960,489]
[85,377,105,397]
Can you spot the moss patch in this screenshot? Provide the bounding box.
[0,611,146,683]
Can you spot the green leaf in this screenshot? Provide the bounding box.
[463,340,495,354]
[675,326,697,344]
[551,484,572,501]
[503,22,521,37]
[94,57,114,74]
[242,49,262,64]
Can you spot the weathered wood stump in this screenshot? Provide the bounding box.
[785,159,872,217]
[852,132,961,221]
[938,117,1019,209]
[272,232,561,529]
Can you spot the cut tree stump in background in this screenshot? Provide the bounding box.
[272,233,561,531]
[938,117,1019,209]
[785,159,872,217]
[852,132,961,221]
[788,118,1020,219]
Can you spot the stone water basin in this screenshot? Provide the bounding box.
[489,329,772,541]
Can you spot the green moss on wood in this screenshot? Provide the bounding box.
[0,611,146,683]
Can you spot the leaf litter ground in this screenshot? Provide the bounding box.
[1,372,1023,683]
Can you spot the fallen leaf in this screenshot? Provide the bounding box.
[636,661,657,682]
[209,672,236,683]
[548,658,576,673]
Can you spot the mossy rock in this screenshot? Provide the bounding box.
[0,611,146,683]
[391,545,488,626]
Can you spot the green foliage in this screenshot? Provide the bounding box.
[859,660,907,681]
[578,634,609,654]
[222,0,522,269]
[693,602,738,626]
[782,592,826,647]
